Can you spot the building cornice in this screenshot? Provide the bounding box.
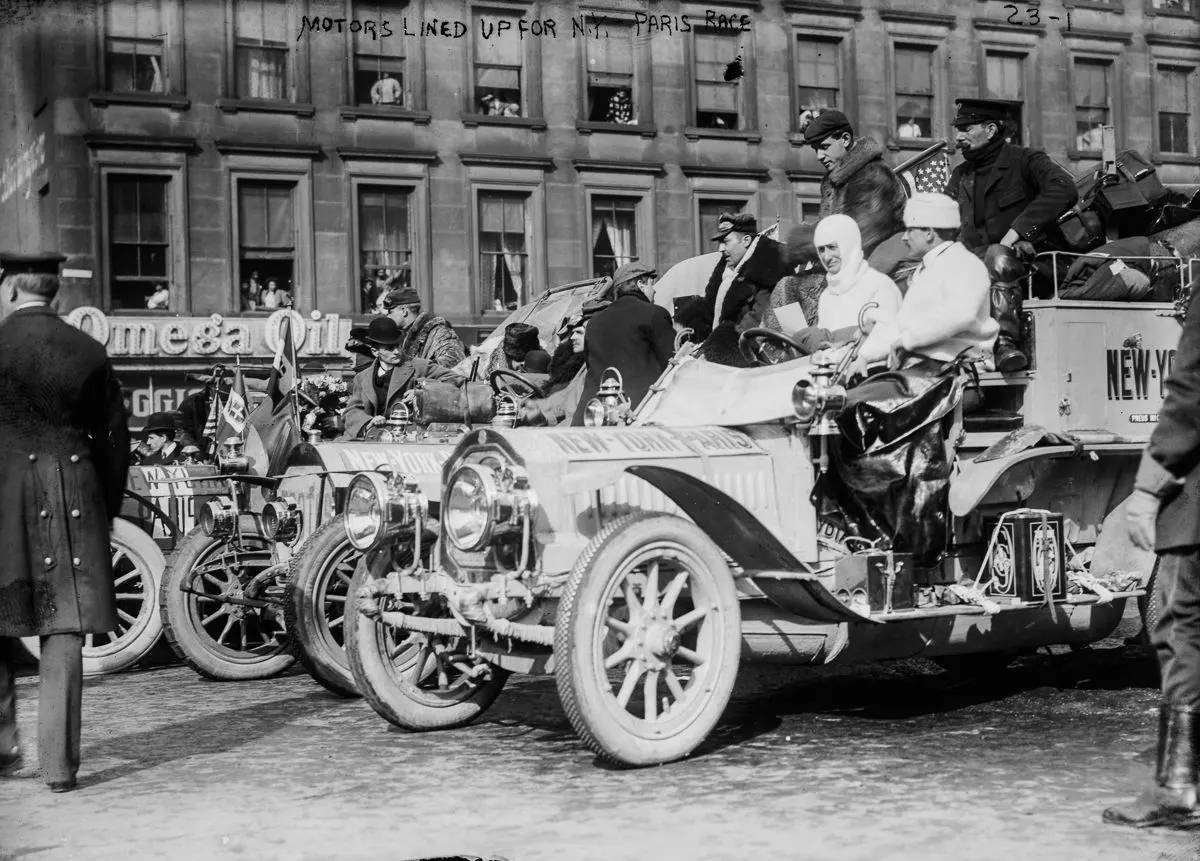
[679,164,771,181]
[214,140,324,158]
[83,133,200,153]
[459,153,557,171]
[572,158,666,176]
[879,9,957,28]
[781,0,863,19]
[1063,27,1133,44]
[336,147,439,163]
[971,17,1046,36]
[1145,32,1200,48]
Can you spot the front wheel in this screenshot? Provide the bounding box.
[345,561,508,731]
[554,513,742,766]
[159,523,294,681]
[285,515,361,697]
[22,518,166,675]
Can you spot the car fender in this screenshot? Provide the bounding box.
[627,465,875,625]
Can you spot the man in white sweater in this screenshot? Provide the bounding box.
[864,192,998,369]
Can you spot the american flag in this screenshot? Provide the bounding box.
[899,150,951,197]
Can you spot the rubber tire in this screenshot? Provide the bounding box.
[21,518,165,676]
[159,523,295,681]
[285,515,361,698]
[344,561,508,731]
[554,513,742,767]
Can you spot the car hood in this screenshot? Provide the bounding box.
[298,440,457,496]
[635,353,812,427]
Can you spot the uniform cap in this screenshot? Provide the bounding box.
[801,109,854,145]
[611,260,657,290]
[953,98,1011,129]
[710,212,758,241]
[382,287,420,308]
[0,251,66,277]
[903,192,961,229]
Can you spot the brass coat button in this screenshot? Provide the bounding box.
[39,510,48,518]
[69,454,79,463]
[72,557,81,566]
[43,556,53,566]
[28,454,36,462]
[70,509,80,518]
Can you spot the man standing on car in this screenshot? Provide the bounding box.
[945,98,1078,372]
[1106,278,1200,830]
[573,261,674,425]
[383,287,465,369]
[0,251,131,792]
[802,109,907,262]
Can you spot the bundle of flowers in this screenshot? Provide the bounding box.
[299,374,350,438]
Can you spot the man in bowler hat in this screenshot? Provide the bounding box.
[0,251,131,792]
[946,97,1078,372]
[342,316,463,439]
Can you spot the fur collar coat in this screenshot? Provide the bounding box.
[819,137,907,259]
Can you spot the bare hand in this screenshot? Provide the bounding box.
[1126,488,1161,551]
[367,415,386,427]
[999,229,1021,248]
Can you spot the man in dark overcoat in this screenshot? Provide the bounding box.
[1105,278,1200,829]
[572,261,675,425]
[341,316,463,439]
[0,252,130,792]
[945,98,1079,372]
[701,212,791,334]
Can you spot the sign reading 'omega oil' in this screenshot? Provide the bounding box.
[63,307,353,359]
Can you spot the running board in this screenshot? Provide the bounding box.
[744,569,879,625]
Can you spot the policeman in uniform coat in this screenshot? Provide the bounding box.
[0,252,130,792]
[945,98,1078,372]
[573,261,675,426]
[1106,279,1200,829]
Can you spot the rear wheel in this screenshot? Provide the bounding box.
[345,562,507,730]
[21,518,165,675]
[554,513,742,767]
[285,515,361,697]
[159,523,294,681]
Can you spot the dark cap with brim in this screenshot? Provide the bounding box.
[953,98,1011,129]
[383,288,420,308]
[710,212,759,241]
[801,109,853,146]
[0,252,66,277]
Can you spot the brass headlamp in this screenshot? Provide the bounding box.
[217,435,249,474]
[261,495,303,544]
[378,401,413,443]
[583,367,631,427]
[200,498,237,538]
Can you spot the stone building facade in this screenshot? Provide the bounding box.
[0,0,1197,344]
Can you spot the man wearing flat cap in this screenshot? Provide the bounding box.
[383,286,465,369]
[802,109,907,262]
[860,193,998,370]
[702,212,790,338]
[572,260,675,425]
[946,97,1078,372]
[341,316,463,439]
[0,251,130,792]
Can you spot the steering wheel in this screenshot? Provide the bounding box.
[489,368,548,401]
[738,327,808,366]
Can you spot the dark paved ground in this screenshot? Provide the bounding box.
[3,608,1200,861]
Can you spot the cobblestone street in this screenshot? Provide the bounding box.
[3,611,1200,861]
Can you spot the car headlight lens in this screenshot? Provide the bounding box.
[345,473,388,551]
[261,497,302,545]
[445,464,496,551]
[200,499,236,538]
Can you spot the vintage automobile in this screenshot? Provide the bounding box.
[20,464,226,675]
[158,278,608,687]
[341,251,1196,766]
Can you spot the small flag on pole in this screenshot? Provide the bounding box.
[201,388,222,453]
[249,313,302,475]
[217,366,249,440]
